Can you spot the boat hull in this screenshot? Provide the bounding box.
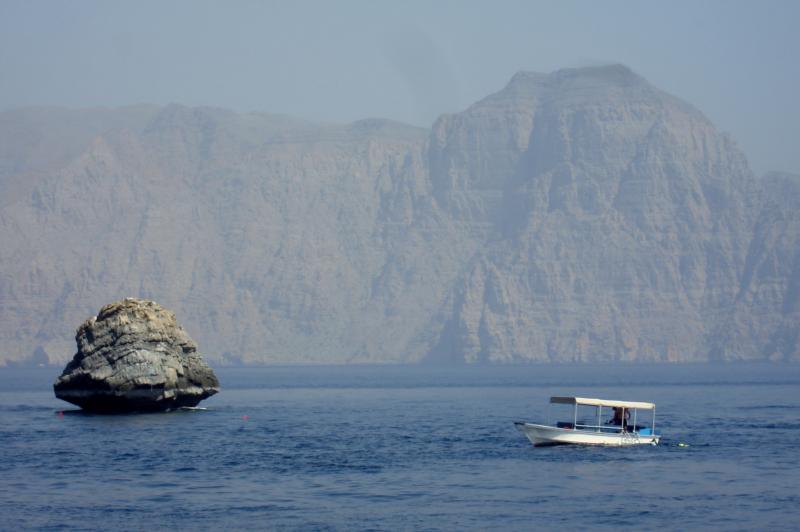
[514,422,660,447]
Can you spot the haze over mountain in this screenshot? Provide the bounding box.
[1,65,797,366]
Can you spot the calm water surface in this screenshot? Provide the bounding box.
[1,364,798,530]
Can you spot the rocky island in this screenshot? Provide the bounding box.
[53,298,219,412]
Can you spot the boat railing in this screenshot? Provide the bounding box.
[574,422,637,433]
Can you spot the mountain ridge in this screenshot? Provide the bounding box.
[1,65,797,365]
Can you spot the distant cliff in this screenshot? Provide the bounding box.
[1,65,797,365]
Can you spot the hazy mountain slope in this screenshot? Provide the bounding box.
[717,172,800,360]
[426,65,760,362]
[0,106,467,364]
[0,65,796,365]
[0,105,160,209]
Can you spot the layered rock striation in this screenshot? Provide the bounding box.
[1,65,798,364]
[54,298,219,411]
[426,65,760,362]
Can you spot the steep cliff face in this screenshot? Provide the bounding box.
[0,106,446,364]
[427,65,761,362]
[717,172,800,360]
[0,65,796,365]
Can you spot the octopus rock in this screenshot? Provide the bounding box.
[54,298,220,412]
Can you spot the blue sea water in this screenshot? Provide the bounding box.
[1,364,799,531]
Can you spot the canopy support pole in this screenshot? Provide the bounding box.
[652,408,656,435]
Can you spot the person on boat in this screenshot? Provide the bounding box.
[609,407,630,428]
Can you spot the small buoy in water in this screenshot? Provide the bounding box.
[57,411,64,417]
[242,415,249,421]
[677,442,689,448]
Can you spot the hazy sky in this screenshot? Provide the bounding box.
[1,0,798,175]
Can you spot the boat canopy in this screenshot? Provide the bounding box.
[550,396,655,410]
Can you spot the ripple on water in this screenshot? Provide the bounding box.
[1,365,799,530]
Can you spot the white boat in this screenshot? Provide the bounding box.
[515,396,661,447]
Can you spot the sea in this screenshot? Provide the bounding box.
[1,363,798,531]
